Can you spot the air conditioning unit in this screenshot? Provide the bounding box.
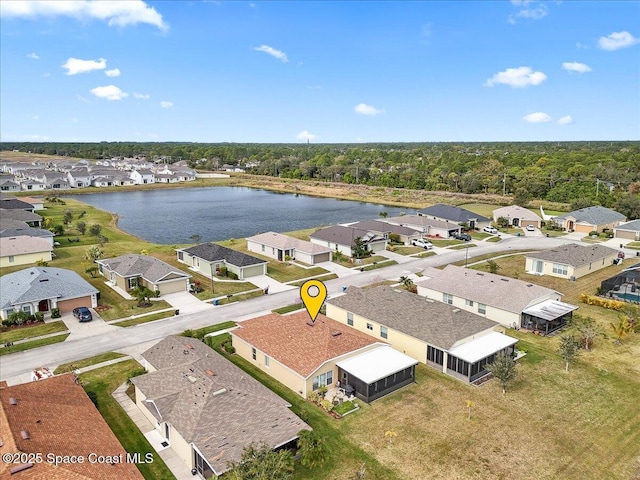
[569,276,576,282]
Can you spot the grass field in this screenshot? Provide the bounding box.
[0,333,69,356]
[113,310,176,327]
[54,352,127,374]
[0,320,67,343]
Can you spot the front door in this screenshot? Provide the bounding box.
[38,299,49,312]
[513,218,520,227]
[164,423,170,442]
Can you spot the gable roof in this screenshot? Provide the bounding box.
[526,243,619,267]
[493,205,542,221]
[0,267,98,310]
[384,214,461,231]
[418,204,490,223]
[0,235,51,257]
[327,286,497,350]
[310,225,386,246]
[180,243,267,267]
[246,231,332,255]
[133,336,309,477]
[349,219,421,237]
[416,265,561,314]
[615,219,640,232]
[232,311,381,377]
[0,208,42,223]
[555,206,626,226]
[0,197,34,210]
[0,226,54,240]
[97,254,191,283]
[0,374,143,480]
[0,218,30,230]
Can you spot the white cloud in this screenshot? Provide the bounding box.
[508,1,548,23]
[253,45,288,62]
[160,101,173,108]
[134,92,150,99]
[598,31,640,51]
[27,52,39,59]
[0,0,168,30]
[90,85,128,101]
[562,62,591,73]
[354,103,385,116]
[557,115,573,125]
[523,112,552,123]
[296,130,317,141]
[105,68,121,77]
[62,57,106,75]
[33,115,39,120]
[484,66,547,87]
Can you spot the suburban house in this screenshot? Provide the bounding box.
[0,236,52,267]
[553,206,626,233]
[0,178,20,192]
[348,219,423,245]
[416,265,577,334]
[525,243,619,280]
[310,225,387,257]
[66,167,93,188]
[20,179,46,191]
[15,196,45,211]
[0,197,35,212]
[96,254,191,295]
[131,336,310,479]
[418,204,491,230]
[326,286,518,384]
[614,219,640,241]
[130,169,155,185]
[383,215,463,238]
[0,266,98,320]
[0,374,144,480]
[600,262,640,303]
[231,311,417,403]
[246,231,332,264]
[0,208,43,227]
[0,224,55,245]
[177,243,268,280]
[493,205,542,228]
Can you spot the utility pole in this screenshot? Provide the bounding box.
[596,178,599,198]
[355,160,359,184]
[503,172,506,196]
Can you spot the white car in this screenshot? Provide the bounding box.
[411,238,433,249]
[482,226,498,234]
[526,225,535,232]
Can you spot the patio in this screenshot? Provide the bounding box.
[324,384,355,405]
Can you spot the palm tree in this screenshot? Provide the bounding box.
[399,276,414,291]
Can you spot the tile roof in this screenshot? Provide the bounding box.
[310,225,386,247]
[492,205,541,221]
[0,266,98,311]
[133,336,309,476]
[327,286,498,350]
[0,235,52,257]
[180,243,267,267]
[232,312,381,377]
[615,219,640,232]
[418,204,490,223]
[246,232,332,255]
[0,374,143,480]
[416,265,561,313]
[555,206,626,226]
[97,254,191,283]
[526,243,619,268]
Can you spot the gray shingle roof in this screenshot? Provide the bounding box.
[418,204,490,223]
[416,265,561,314]
[384,215,461,231]
[310,225,386,246]
[181,243,267,267]
[327,286,497,350]
[526,243,619,267]
[97,254,191,283]
[492,205,541,222]
[246,232,332,255]
[615,219,640,232]
[0,198,33,210]
[132,336,310,476]
[0,267,98,310]
[0,208,42,223]
[0,218,29,230]
[555,206,626,226]
[0,227,53,240]
[350,220,421,237]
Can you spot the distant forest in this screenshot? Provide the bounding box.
[3,141,639,218]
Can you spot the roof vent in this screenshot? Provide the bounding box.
[187,375,197,383]
[39,279,49,282]
[21,430,30,440]
[425,298,435,303]
[306,321,315,327]
[452,309,461,313]
[185,343,194,349]
[500,278,509,282]
[526,284,533,287]
[213,388,227,396]
[205,369,216,376]
[331,331,342,337]
[9,397,17,405]
[10,464,34,474]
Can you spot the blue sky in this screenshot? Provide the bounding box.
[1,1,639,143]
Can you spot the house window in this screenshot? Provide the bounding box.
[465,299,474,307]
[552,263,568,276]
[443,293,453,305]
[261,245,265,252]
[380,326,388,339]
[347,312,354,326]
[252,348,256,360]
[8,256,14,263]
[127,277,139,289]
[264,355,270,367]
[4,309,15,317]
[177,251,184,261]
[312,371,333,391]
[478,303,487,315]
[366,323,373,331]
[22,305,32,314]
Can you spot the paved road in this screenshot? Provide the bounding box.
[0,235,585,383]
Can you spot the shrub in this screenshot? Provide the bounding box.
[320,399,334,412]
[579,293,626,311]
[51,308,61,318]
[226,271,239,280]
[218,266,228,277]
[34,312,44,322]
[86,390,99,408]
[588,230,599,237]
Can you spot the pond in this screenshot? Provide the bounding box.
[69,187,415,244]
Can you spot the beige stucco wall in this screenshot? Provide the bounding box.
[572,254,617,278]
[157,279,188,295]
[615,229,639,240]
[0,250,52,268]
[247,240,279,261]
[242,263,267,278]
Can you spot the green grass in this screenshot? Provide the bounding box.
[273,303,305,314]
[0,333,69,356]
[287,273,338,287]
[333,254,388,268]
[181,321,237,340]
[193,280,258,300]
[486,236,502,242]
[79,361,175,480]
[54,352,127,374]
[417,251,437,258]
[626,241,640,250]
[266,262,329,283]
[458,203,497,218]
[0,320,67,343]
[215,289,265,306]
[333,400,358,416]
[429,239,464,247]
[389,246,425,255]
[113,310,176,327]
[362,260,398,271]
[449,244,477,250]
[470,232,492,240]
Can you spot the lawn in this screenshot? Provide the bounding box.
[79,360,175,480]
[0,333,69,356]
[113,310,176,327]
[181,321,237,339]
[267,262,329,283]
[333,254,388,268]
[390,246,425,255]
[449,244,477,250]
[193,280,258,300]
[54,352,127,374]
[429,239,464,247]
[626,241,640,250]
[273,303,305,314]
[0,320,67,343]
[363,259,398,271]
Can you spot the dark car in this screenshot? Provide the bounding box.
[452,232,472,241]
[72,307,93,322]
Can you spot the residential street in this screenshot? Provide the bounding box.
[0,234,623,384]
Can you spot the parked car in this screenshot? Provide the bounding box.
[411,238,433,249]
[526,225,535,232]
[72,307,93,322]
[452,232,472,241]
[483,226,499,234]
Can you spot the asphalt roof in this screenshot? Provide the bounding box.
[555,205,626,226]
[0,227,54,239]
[0,197,34,210]
[492,205,541,221]
[349,219,421,236]
[181,243,267,267]
[0,208,42,222]
[97,253,191,283]
[418,204,490,223]
[0,235,52,257]
[310,225,386,246]
[133,336,309,476]
[327,286,498,350]
[246,231,332,255]
[526,243,619,267]
[615,219,640,232]
[0,266,98,310]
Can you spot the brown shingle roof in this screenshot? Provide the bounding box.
[0,374,143,480]
[232,312,380,377]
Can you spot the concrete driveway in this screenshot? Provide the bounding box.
[162,291,214,314]
[249,275,297,294]
[61,309,118,340]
